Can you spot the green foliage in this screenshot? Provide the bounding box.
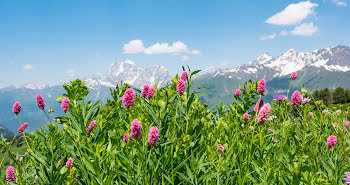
[1,67,350,184]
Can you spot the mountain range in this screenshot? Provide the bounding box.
[1,45,349,133]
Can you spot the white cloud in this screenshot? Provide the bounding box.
[67,69,75,77]
[332,0,347,6]
[265,1,318,25]
[23,64,33,70]
[123,40,145,54]
[260,33,277,40]
[281,22,318,36]
[123,40,200,55]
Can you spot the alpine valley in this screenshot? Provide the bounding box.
[1,45,350,133]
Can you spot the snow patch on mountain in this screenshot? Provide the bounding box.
[200,45,350,81]
[83,59,171,89]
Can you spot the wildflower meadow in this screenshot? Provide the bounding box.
[1,67,350,184]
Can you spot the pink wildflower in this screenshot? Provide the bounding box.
[343,121,349,127]
[291,90,302,106]
[258,103,270,124]
[18,122,28,133]
[141,84,149,98]
[61,98,70,113]
[257,79,266,94]
[343,172,350,184]
[36,94,46,110]
[254,99,264,112]
[235,89,241,96]
[177,79,186,96]
[86,120,96,133]
[308,112,313,117]
[66,157,73,168]
[327,135,337,148]
[123,133,129,143]
[148,86,155,99]
[130,119,142,139]
[6,166,15,183]
[181,71,187,81]
[13,102,21,115]
[217,144,224,156]
[148,126,159,146]
[122,88,135,108]
[19,157,23,163]
[243,113,250,120]
[290,72,297,80]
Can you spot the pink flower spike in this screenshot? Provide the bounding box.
[290,72,297,80]
[130,119,142,139]
[86,120,97,133]
[235,89,241,96]
[327,135,337,148]
[257,79,266,94]
[141,84,149,98]
[243,113,250,120]
[258,103,271,124]
[308,112,313,117]
[36,94,46,110]
[66,157,74,168]
[123,133,129,143]
[177,79,186,96]
[291,90,302,106]
[217,144,224,156]
[61,98,70,113]
[122,88,135,108]
[148,86,155,99]
[254,99,264,112]
[6,166,15,183]
[18,122,29,133]
[343,121,349,127]
[13,102,21,115]
[148,126,159,146]
[181,71,187,81]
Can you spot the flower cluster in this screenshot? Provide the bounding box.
[86,120,96,133]
[18,122,29,133]
[217,144,224,156]
[13,102,21,115]
[6,166,15,183]
[61,98,70,113]
[177,79,186,95]
[36,94,46,110]
[257,79,266,94]
[291,90,302,106]
[130,119,142,139]
[122,88,136,108]
[258,103,270,124]
[327,135,337,148]
[148,126,159,146]
[235,89,241,96]
[66,157,74,168]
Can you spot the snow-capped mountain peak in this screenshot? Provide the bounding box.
[199,45,350,82]
[83,59,171,89]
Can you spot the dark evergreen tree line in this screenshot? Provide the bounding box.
[313,87,350,104]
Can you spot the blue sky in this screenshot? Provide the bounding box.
[0,0,349,87]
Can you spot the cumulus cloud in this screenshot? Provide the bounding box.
[331,0,347,6]
[23,64,33,70]
[260,33,277,40]
[123,40,145,54]
[280,22,318,36]
[123,40,200,55]
[265,1,318,25]
[67,69,75,77]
